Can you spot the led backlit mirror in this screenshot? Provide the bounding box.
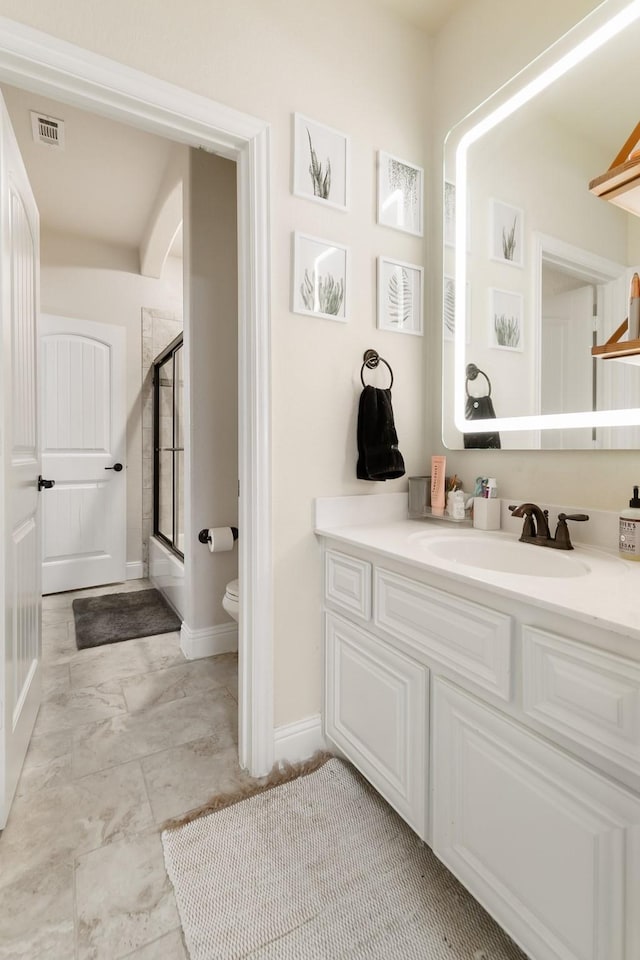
[443,0,640,450]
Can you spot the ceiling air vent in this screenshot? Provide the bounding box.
[30,111,65,149]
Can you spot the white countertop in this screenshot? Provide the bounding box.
[315,516,640,644]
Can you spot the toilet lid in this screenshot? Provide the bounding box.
[226,579,239,601]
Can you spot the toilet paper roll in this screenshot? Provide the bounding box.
[207,527,236,553]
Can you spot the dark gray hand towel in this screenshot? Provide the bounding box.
[356,385,405,481]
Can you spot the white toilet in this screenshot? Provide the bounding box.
[222,578,239,622]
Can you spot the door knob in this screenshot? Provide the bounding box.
[104,463,123,472]
[38,475,55,491]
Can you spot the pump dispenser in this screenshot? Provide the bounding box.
[619,486,640,560]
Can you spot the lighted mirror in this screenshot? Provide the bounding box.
[443,0,640,450]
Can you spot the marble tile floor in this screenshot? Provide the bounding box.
[0,579,251,960]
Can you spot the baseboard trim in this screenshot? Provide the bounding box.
[273,715,326,766]
[180,621,238,660]
[126,562,145,580]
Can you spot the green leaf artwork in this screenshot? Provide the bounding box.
[494,312,520,347]
[300,269,344,315]
[388,158,418,214]
[502,216,518,261]
[307,129,331,199]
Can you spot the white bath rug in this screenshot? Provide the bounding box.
[161,758,527,960]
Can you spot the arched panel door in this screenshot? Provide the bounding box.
[40,315,126,594]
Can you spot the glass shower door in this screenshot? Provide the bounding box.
[153,335,184,558]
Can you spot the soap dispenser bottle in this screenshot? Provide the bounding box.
[619,486,640,560]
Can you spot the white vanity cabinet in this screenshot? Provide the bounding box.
[320,541,640,960]
[325,612,428,836]
[433,678,640,960]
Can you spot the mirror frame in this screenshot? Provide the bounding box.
[447,0,640,438]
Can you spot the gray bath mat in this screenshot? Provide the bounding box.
[72,588,181,649]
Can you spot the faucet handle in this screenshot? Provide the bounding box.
[554,513,589,550]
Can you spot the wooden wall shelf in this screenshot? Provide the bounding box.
[589,122,640,217]
[592,317,640,365]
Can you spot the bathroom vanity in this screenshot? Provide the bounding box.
[316,499,640,960]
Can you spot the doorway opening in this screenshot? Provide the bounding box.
[0,19,273,819]
[533,232,640,450]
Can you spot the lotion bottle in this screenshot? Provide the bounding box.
[619,486,640,560]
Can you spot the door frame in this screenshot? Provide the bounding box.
[0,17,273,776]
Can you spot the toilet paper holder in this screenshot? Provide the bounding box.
[198,527,239,545]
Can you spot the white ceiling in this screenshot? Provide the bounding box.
[1,83,176,252]
[372,0,468,32]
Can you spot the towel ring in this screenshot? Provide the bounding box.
[465,362,492,397]
[361,349,394,389]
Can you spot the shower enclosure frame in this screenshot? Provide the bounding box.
[153,333,184,559]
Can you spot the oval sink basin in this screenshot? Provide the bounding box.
[418,536,591,578]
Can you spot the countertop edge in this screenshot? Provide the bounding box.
[315,521,640,645]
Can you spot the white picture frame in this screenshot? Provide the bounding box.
[292,113,349,211]
[377,256,423,335]
[490,198,523,267]
[292,232,349,322]
[377,151,423,236]
[489,287,523,351]
[443,275,470,342]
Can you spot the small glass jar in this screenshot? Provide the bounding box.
[408,476,431,518]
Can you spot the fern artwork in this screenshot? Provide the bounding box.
[387,268,412,328]
[378,257,423,335]
[443,276,455,339]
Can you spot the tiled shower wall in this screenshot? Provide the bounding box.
[141,308,183,573]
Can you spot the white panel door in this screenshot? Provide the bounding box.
[432,678,640,960]
[40,315,126,594]
[541,284,594,449]
[0,94,42,828]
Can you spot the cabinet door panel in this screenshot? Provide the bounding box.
[523,626,640,776]
[375,567,512,700]
[325,612,427,837]
[433,678,640,960]
[325,549,371,621]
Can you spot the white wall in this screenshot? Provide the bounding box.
[183,150,238,634]
[40,229,183,566]
[1,0,431,727]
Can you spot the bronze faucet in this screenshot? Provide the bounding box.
[509,503,589,551]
